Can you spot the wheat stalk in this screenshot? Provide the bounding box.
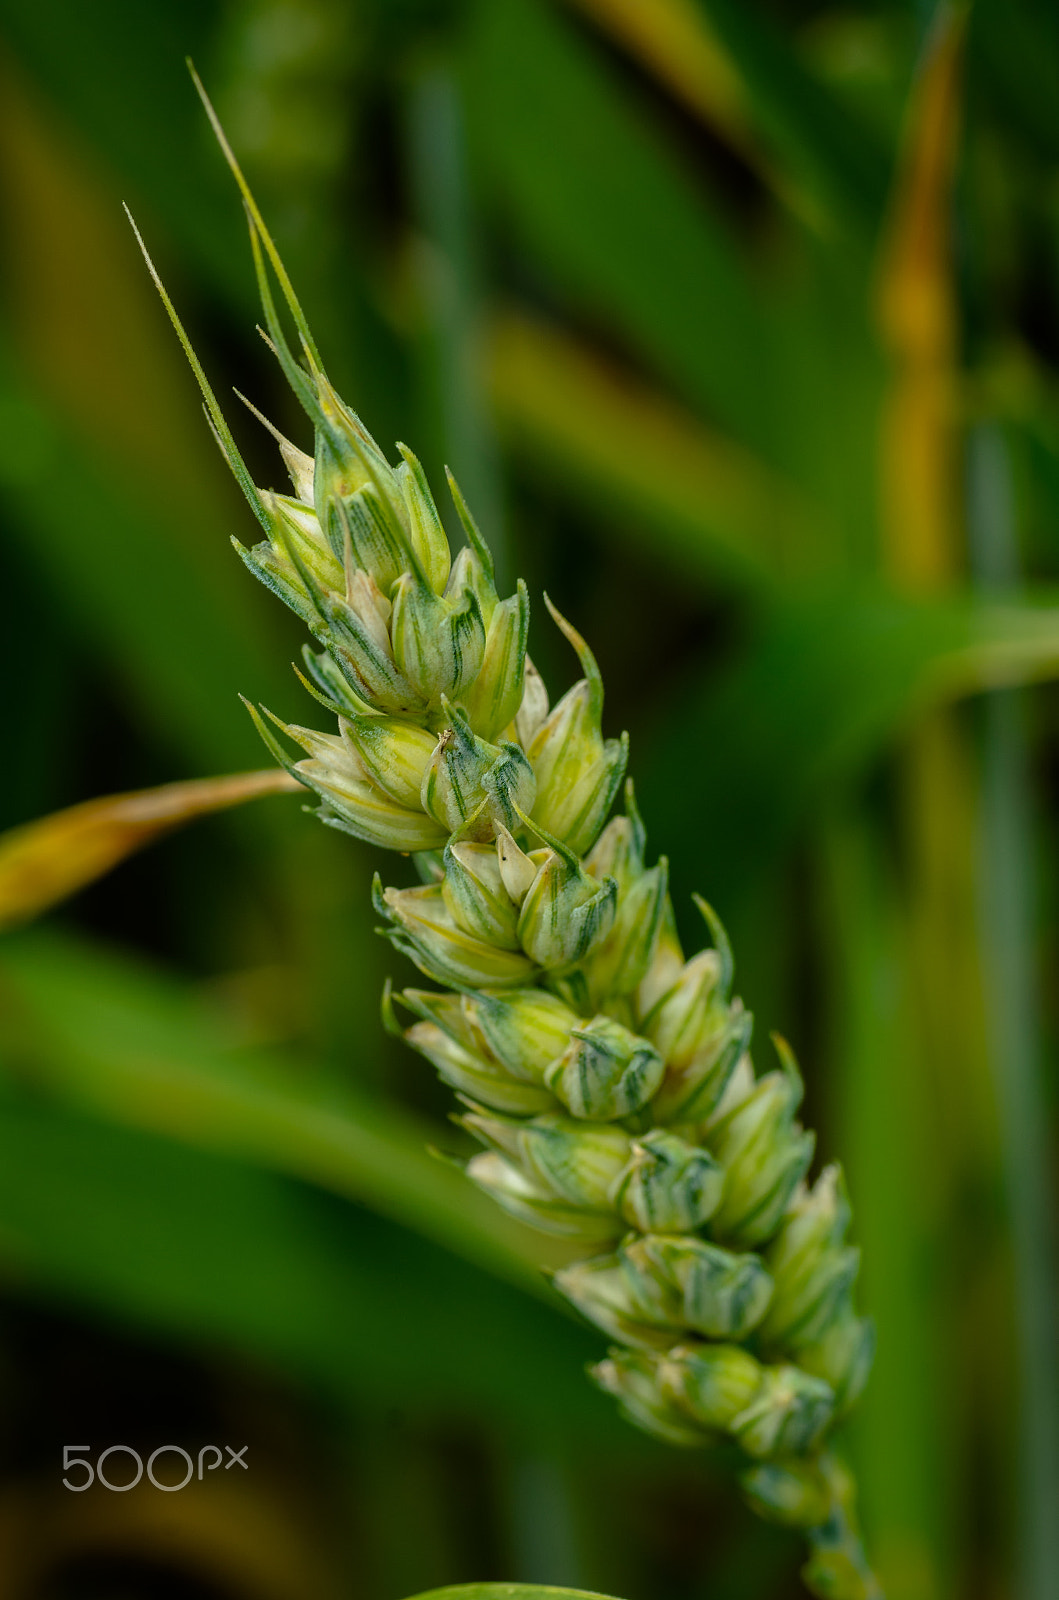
[131,72,882,1600]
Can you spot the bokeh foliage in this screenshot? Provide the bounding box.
[0,2,1057,1598]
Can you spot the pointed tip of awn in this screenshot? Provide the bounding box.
[123,204,162,290]
[187,58,323,372]
[125,207,271,536]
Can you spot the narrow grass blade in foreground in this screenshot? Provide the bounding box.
[0,770,298,931]
[406,1587,623,1600]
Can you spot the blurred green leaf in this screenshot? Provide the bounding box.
[0,928,577,1295]
[562,0,758,161]
[969,426,1059,1600]
[462,0,769,453]
[462,0,882,555]
[821,819,952,1600]
[969,0,1059,161]
[0,0,252,308]
[692,0,892,234]
[487,310,825,588]
[0,342,293,776]
[0,59,241,518]
[0,1086,624,1443]
[0,66,298,782]
[644,587,1059,907]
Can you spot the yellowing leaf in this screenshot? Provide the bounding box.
[875,5,966,590]
[564,0,749,142]
[0,770,298,930]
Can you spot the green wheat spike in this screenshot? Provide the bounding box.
[131,72,883,1600]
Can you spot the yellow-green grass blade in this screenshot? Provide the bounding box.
[487,310,826,589]
[406,1588,624,1600]
[0,929,582,1298]
[0,772,299,932]
[0,1089,623,1446]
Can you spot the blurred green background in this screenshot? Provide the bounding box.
[0,1,1057,1597]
